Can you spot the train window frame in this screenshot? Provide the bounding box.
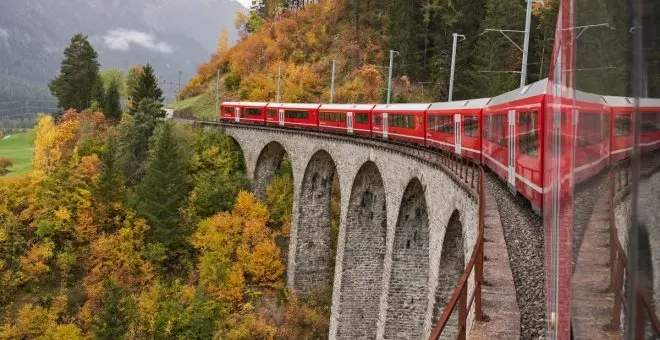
[285,110,309,120]
[223,106,233,114]
[320,111,347,123]
[518,110,539,158]
[464,115,478,137]
[577,111,605,147]
[641,112,660,132]
[267,109,277,117]
[428,114,454,134]
[245,108,262,116]
[355,112,369,124]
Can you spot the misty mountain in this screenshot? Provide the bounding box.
[0,0,246,102]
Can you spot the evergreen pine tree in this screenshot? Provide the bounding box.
[129,64,164,115]
[119,99,165,186]
[93,279,134,340]
[473,0,526,96]
[98,134,124,208]
[104,80,122,122]
[49,33,100,113]
[91,73,105,109]
[134,121,192,252]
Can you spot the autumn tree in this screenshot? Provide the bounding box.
[49,33,100,113]
[217,26,230,55]
[0,156,13,175]
[134,121,192,261]
[100,68,127,97]
[125,66,143,100]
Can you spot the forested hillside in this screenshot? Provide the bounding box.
[180,0,559,105]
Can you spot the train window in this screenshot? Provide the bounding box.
[464,115,478,137]
[518,111,539,158]
[577,112,605,146]
[355,113,369,124]
[223,106,233,114]
[641,112,660,132]
[390,114,416,129]
[320,111,346,123]
[428,115,454,134]
[615,114,632,136]
[267,109,277,117]
[374,115,382,125]
[484,114,507,146]
[246,108,261,116]
[285,110,308,119]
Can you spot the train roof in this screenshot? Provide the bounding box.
[428,97,492,111]
[222,101,269,107]
[575,90,607,105]
[267,103,322,109]
[639,98,660,107]
[602,96,633,107]
[372,103,431,111]
[318,103,375,111]
[487,79,549,107]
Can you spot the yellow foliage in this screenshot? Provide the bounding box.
[54,206,71,222]
[19,240,55,283]
[225,311,277,340]
[5,301,83,340]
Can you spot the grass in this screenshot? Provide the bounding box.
[0,131,35,177]
[168,93,218,120]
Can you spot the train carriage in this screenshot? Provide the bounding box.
[266,103,321,128]
[483,79,546,210]
[639,98,660,153]
[220,102,268,124]
[426,98,490,162]
[603,96,633,162]
[317,104,375,136]
[573,91,611,183]
[371,103,430,143]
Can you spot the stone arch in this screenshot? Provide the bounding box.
[337,161,387,339]
[294,149,338,296]
[253,141,288,200]
[385,178,430,339]
[224,134,247,173]
[432,209,465,337]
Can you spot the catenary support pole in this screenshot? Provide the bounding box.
[449,33,465,102]
[520,0,533,87]
[387,50,398,104]
[330,60,336,104]
[277,64,282,102]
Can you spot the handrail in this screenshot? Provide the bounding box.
[186,117,486,338]
[608,159,660,337]
[428,166,485,340]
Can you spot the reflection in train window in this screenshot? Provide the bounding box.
[355,113,369,124]
[389,114,416,128]
[577,112,607,146]
[518,111,539,157]
[484,114,507,146]
[223,106,234,114]
[615,114,632,136]
[320,111,346,123]
[464,115,478,137]
[285,110,309,119]
[428,115,454,133]
[267,109,277,117]
[246,108,262,116]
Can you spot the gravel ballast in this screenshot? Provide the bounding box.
[485,172,546,339]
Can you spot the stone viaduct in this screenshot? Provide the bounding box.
[199,122,481,339]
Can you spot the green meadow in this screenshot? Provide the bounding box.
[0,131,34,177]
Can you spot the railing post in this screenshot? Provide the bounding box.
[458,284,468,340]
[611,257,623,331]
[609,170,616,292]
[635,288,646,340]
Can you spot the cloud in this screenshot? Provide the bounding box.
[102,29,173,53]
[0,28,9,40]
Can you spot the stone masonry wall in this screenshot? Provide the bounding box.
[433,210,464,340]
[294,150,337,295]
[218,124,479,339]
[336,161,387,339]
[253,141,286,200]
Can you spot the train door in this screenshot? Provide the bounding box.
[347,112,354,134]
[234,107,240,122]
[455,113,462,154]
[507,109,516,186]
[383,112,388,139]
[279,109,285,126]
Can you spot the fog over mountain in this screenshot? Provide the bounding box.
[0,0,246,101]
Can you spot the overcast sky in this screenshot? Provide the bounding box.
[236,0,250,8]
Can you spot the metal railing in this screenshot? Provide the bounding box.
[608,159,660,337]
[187,117,486,339]
[429,158,485,340]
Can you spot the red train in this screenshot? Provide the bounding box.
[220,78,660,212]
